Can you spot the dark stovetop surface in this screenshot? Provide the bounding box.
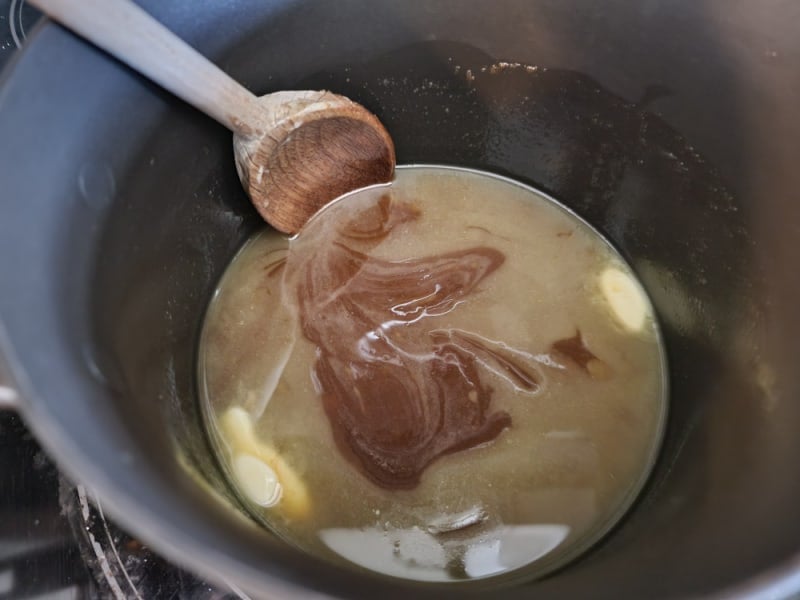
[0,413,87,599]
[0,412,240,600]
[0,3,238,599]
[0,0,37,69]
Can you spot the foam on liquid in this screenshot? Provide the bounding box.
[198,165,667,584]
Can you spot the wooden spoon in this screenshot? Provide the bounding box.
[30,0,395,234]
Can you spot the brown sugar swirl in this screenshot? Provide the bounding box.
[287,196,528,489]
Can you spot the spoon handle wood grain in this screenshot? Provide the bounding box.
[29,0,266,137]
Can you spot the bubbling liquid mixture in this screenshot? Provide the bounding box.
[199,166,667,584]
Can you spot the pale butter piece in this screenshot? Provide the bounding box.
[233,453,283,507]
[221,406,312,519]
[600,268,648,332]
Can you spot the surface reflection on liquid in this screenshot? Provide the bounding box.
[319,521,572,581]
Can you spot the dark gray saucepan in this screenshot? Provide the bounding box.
[1,0,799,598]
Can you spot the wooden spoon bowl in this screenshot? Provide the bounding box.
[234,91,394,234]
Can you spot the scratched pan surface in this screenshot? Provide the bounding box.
[1,1,799,598]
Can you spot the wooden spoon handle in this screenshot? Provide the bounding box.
[29,0,266,136]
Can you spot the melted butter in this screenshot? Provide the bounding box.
[199,165,667,585]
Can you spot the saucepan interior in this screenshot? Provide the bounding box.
[0,0,799,598]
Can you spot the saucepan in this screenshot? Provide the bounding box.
[1,0,799,597]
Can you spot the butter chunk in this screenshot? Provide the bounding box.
[233,453,283,507]
[221,406,311,520]
[600,268,648,332]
